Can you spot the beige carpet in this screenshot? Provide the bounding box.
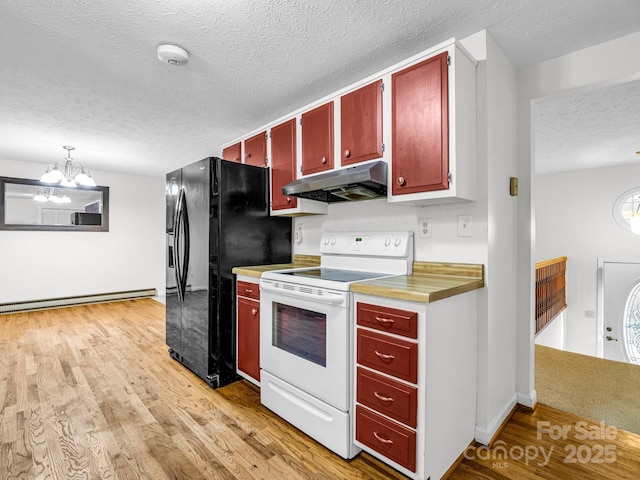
[535,344,640,435]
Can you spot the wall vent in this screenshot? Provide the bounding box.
[0,288,157,314]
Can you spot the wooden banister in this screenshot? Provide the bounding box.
[535,256,567,334]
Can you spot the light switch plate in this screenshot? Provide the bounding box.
[418,218,432,238]
[457,215,472,237]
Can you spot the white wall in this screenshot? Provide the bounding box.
[293,198,486,263]
[475,32,520,442]
[518,30,640,406]
[0,159,165,303]
[535,164,640,355]
[535,312,565,349]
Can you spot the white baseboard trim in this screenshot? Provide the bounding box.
[517,389,538,408]
[0,288,157,314]
[475,394,518,445]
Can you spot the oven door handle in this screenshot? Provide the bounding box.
[260,283,346,305]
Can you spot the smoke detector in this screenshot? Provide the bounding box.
[157,44,189,66]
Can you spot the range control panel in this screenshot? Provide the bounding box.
[319,231,413,257]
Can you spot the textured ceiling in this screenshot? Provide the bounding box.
[535,78,640,175]
[1,0,640,178]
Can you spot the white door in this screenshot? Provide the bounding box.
[601,261,640,364]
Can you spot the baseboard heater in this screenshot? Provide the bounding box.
[0,288,157,314]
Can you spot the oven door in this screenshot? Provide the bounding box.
[260,279,351,411]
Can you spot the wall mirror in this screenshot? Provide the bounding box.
[0,176,109,231]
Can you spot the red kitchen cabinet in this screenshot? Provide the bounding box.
[341,80,383,166]
[270,119,298,211]
[301,101,334,175]
[222,142,241,163]
[244,131,267,167]
[391,51,449,196]
[236,280,261,384]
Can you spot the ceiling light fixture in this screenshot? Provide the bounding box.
[40,146,96,187]
[157,44,189,66]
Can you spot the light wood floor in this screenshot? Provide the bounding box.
[1,299,639,479]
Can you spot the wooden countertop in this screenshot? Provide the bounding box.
[350,262,484,303]
[232,254,320,279]
[233,258,484,302]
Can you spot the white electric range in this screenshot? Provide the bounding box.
[259,231,413,459]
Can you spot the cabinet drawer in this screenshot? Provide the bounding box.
[357,302,417,339]
[357,329,417,383]
[237,281,260,300]
[356,405,416,472]
[356,367,417,428]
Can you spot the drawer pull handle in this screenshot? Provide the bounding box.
[373,391,394,404]
[244,288,253,294]
[374,350,395,362]
[373,432,394,446]
[251,308,258,316]
[375,316,395,326]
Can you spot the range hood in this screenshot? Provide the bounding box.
[282,161,387,203]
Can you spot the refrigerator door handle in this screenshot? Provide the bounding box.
[173,188,185,302]
[180,190,190,300]
[211,158,219,196]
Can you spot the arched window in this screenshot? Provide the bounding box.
[622,282,640,365]
[613,187,640,233]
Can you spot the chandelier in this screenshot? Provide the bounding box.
[40,146,96,187]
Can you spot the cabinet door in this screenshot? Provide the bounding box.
[301,101,334,175]
[392,51,449,195]
[244,131,267,167]
[237,296,260,382]
[341,80,383,166]
[222,142,241,163]
[271,119,298,210]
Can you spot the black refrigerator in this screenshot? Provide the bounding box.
[166,157,292,388]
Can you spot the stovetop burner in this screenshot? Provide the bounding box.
[278,268,390,283]
[261,231,413,291]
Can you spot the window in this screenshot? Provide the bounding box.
[613,187,640,233]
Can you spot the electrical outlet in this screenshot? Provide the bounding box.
[457,215,472,237]
[418,218,432,238]
[294,225,303,244]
